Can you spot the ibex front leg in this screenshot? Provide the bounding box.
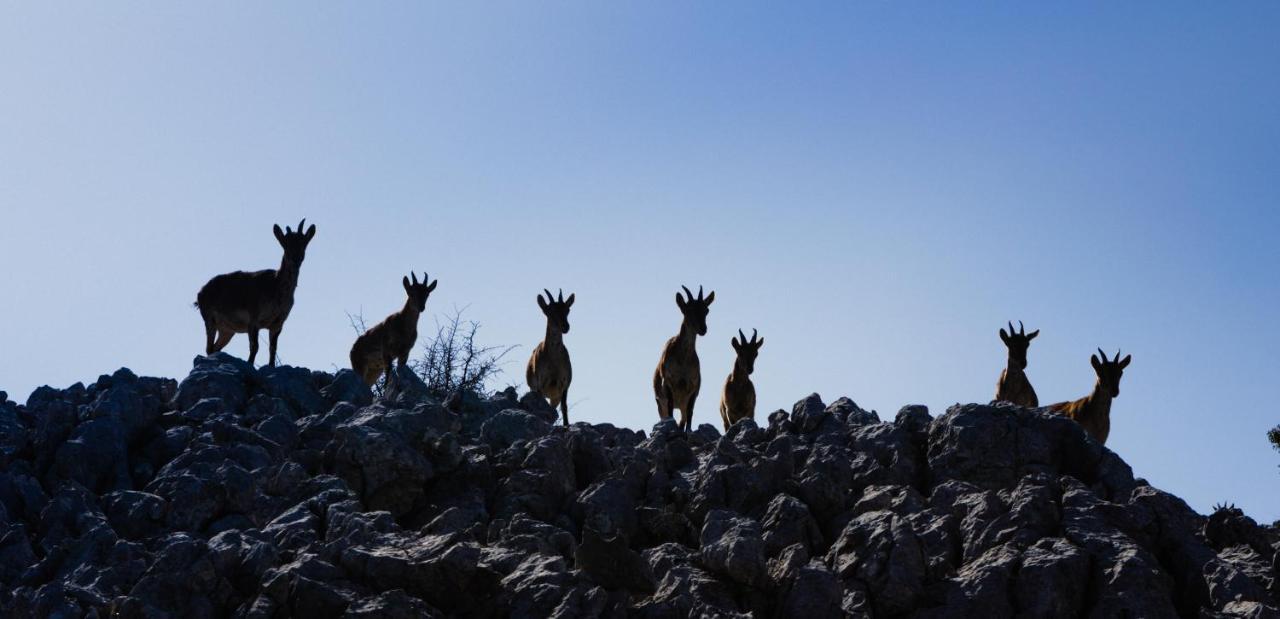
[559,386,570,428]
[268,327,282,367]
[684,391,698,434]
[248,328,261,367]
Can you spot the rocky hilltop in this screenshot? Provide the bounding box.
[1,354,1276,618]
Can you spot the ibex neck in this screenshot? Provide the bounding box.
[1005,354,1027,372]
[277,255,301,289]
[1088,381,1114,407]
[401,298,421,319]
[677,321,700,346]
[544,323,564,345]
[731,360,752,381]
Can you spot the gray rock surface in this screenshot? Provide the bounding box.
[0,361,1274,617]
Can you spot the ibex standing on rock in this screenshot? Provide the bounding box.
[654,285,714,433]
[1048,348,1130,445]
[350,273,438,390]
[196,219,316,367]
[995,321,1040,407]
[526,289,575,427]
[720,328,762,431]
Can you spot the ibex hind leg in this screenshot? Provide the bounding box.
[559,386,570,428]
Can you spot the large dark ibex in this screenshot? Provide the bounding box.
[526,288,575,427]
[654,285,714,433]
[350,272,438,390]
[720,328,762,431]
[196,219,316,367]
[995,320,1040,407]
[1047,348,1131,445]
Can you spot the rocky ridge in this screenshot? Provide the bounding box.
[0,353,1277,617]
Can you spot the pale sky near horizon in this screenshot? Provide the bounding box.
[2,4,1278,522]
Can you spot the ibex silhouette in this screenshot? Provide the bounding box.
[195,219,315,367]
[654,285,714,433]
[720,328,762,431]
[350,272,438,390]
[526,289,575,427]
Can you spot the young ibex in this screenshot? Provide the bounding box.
[349,273,438,390]
[526,289,575,428]
[1047,348,1131,445]
[196,219,316,367]
[996,320,1040,407]
[720,328,763,431]
[654,285,714,433]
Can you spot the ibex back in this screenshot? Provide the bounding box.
[195,219,315,367]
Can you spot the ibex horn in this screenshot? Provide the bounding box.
[681,285,693,301]
[544,288,553,302]
[558,289,564,303]
[1018,320,1026,336]
[751,328,758,343]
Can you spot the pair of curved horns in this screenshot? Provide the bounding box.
[543,288,566,303]
[1007,320,1027,336]
[285,218,307,234]
[1097,348,1122,363]
[679,285,714,303]
[409,272,432,286]
[737,328,760,343]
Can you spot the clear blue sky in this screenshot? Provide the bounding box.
[2,4,1278,521]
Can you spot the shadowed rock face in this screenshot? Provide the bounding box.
[0,356,1276,617]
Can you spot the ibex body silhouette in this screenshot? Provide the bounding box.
[654,285,714,433]
[995,321,1039,407]
[720,328,762,431]
[350,273,437,390]
[1047,348,1130,445]
[195,219,315,367]
[526,289,575,427]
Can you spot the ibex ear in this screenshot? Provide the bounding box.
[754,337,764,349]
[305,224,316,240]
[565,293,575,307]
[426,279,438,293]
[403,276,411,293]
[999,328,1010,343]
[704,291,715,305]
[1027,329,1039,340]
[537,294,548,311]
[1090,354,1102,371]
[731,337,741,351]
[1119,355,1131,369]
[676,292,686,309]
[273,225,285,244]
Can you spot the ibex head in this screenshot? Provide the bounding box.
[731,328,763,374]
[537,288,575,334]
[676,285,715,336]
[999,321,1039,369]
[273,218,317,263]
[1090,348,1131,397]
[402,272,438,312]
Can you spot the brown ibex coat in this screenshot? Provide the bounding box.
[720,329,762,431]
[995,321,1039,407]
[196,220,315,367]
[350,273,437,389]
[526,289,574,427]
[1047,349,1130,445]
[654,285,714,433]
